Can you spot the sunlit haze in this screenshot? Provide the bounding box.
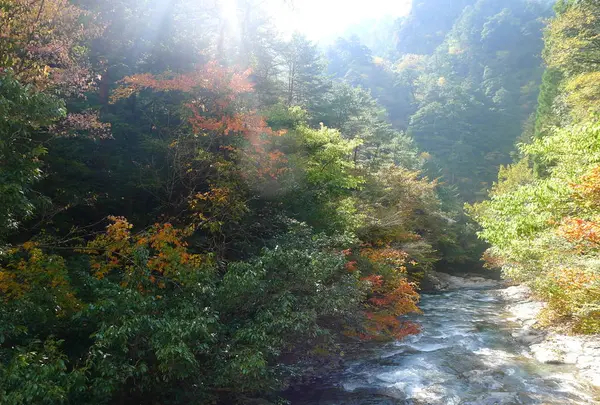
[270,0,412,41]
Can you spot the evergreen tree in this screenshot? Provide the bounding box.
[282,34,330,107]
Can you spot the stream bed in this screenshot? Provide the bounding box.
[288,289,599,404]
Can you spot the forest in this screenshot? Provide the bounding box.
[468,0,600,335]
[0,0,598,404]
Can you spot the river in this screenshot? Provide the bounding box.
[288,288,599,405]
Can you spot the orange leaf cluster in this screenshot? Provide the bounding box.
[345,260,358,272]
[559,167,600,250]
[189,185,248,231]
[0,0,101,94]
[572,165,600,208]
[0,243,79,314]
[112,61,289,182]
[559,217,600,249]
[362,274,384,287]
[87,216,207,289]
[111,62,253,103]
[367,279,419,308]
[244,147,289,181]
[186,107,275,138]
[482,249,505,269]
[356,245,421,341]
[358,314,421,341]
[360,246,408,272]
[112,62,262,140]
[361,280,419,340]
[552,267,600,291]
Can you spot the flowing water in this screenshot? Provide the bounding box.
[289,289,599,405]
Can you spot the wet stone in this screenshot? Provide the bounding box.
[286,288,598,405]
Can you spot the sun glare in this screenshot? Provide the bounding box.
[219,0,239,31]
[270,0,412,41]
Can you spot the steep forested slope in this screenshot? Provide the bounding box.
[329,0,552,201]
[469,0,600,334]
[406,0,550,200]
[395,0,477,55]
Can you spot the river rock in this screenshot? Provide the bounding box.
[241,399,276,405]
[530,341,571,364]
[461,391,519,405]
[511,327,547,345]
[530,334,600,385]
[578,340,600,387]
[421,271,502,292]
[463,369,505,390]
[498,284,600,389]
[501,285,545,331]
[506,301,545,326]
[499,285,533,302]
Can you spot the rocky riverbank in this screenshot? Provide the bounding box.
[500,285,600,389]
[288,281,600,404]
[423,272,600,390]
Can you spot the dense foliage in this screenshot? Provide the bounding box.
[0,0,488,403]
[328,0,553,201]
[5,0,581,401]
[319,0,555,279]
[469,0,600,333]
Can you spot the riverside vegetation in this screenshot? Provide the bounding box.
[0,0,597,404]
[468,0,600,335]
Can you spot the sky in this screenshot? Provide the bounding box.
[270,0,413,41]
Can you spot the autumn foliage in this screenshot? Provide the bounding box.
[558,166,600,249]
[0,0,109,139]
[342,244,421,341]
[0,0,99,93]
[112,62,288,182]
[572,165,600,209]
[111,63,270,142]
[0,243,79,313]
[86,216,208,289]
[0,1,463,402]
[559,217,600,249]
